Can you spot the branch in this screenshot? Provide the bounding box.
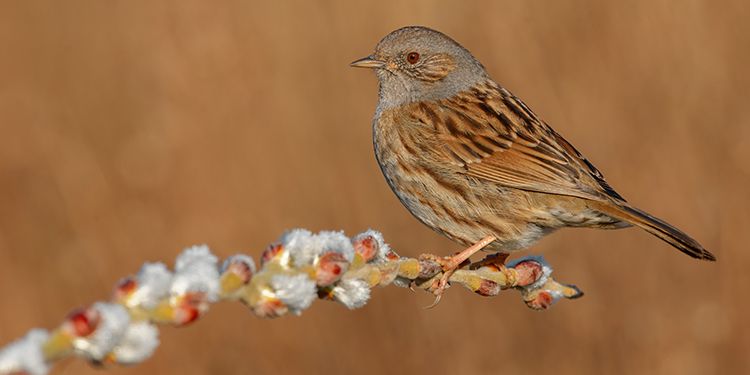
[0,229,582,375]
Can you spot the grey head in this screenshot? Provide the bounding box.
[351,26,489,110]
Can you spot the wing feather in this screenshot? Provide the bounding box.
[423,82,623,202]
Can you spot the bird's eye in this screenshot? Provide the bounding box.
[406,52,420,64]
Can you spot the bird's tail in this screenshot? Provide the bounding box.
[594,202,716,261]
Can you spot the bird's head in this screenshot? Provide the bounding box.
[351,26,488,109]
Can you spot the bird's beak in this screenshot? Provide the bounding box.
[350,55,385,69]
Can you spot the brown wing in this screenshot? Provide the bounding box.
[422,81,624,202]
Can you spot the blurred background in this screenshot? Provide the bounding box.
[0,1,748,374]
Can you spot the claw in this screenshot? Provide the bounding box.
[419,235,496,308]
[425,293,442,309]
[423,271,451,309]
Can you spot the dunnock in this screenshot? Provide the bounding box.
[351,26,714,299]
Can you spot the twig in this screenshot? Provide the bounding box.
[0,229,582,375]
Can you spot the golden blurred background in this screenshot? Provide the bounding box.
[1,1,748,374]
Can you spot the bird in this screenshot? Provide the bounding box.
[350,26,715,301]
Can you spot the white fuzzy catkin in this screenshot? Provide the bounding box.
[72,303,131,361]
[0,329,49,375]
[269,274,317,314]
[110,322,160,365]
[279,229,314,267]
[127,262,173,309]
[332,279,371,309]
[312,231,355,262]
[282,229,355,267]
[171,245,220,302]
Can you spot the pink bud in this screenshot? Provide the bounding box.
[352,235,377,262]
[112,277,137,302]
[65,307,100,337]
[513,260,543,287]
[252,299,288,319]
[385,251,400,262]
[173,292,208,326]
[261,243,284,266]
[475,279,501,296]
[315,252,349,286]
[224,259,254,284]
[526,291,554,310]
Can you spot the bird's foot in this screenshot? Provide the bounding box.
[419,235,497,308]
[469,252,510,270]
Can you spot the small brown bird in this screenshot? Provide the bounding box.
[351,26,715,298]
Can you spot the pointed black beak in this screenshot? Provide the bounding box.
[350,55,386,69]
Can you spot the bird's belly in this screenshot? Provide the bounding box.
[378,154,552,252]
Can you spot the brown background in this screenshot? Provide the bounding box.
[1,1,748,374]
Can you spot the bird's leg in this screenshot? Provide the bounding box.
[420,235,496,308]
[469,252,510,270]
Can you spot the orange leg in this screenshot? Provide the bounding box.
[421,235,496,308]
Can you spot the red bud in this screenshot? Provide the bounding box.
[513,260,543,287]
[353,236,377,262]
[315,252,349,286]
[66,307,100,337]
[261,243,284,266]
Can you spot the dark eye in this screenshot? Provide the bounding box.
[406,52,420,64]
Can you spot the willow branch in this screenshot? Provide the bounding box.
[0,229,582,375]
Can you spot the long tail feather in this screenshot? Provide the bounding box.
[596,203,716,261]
